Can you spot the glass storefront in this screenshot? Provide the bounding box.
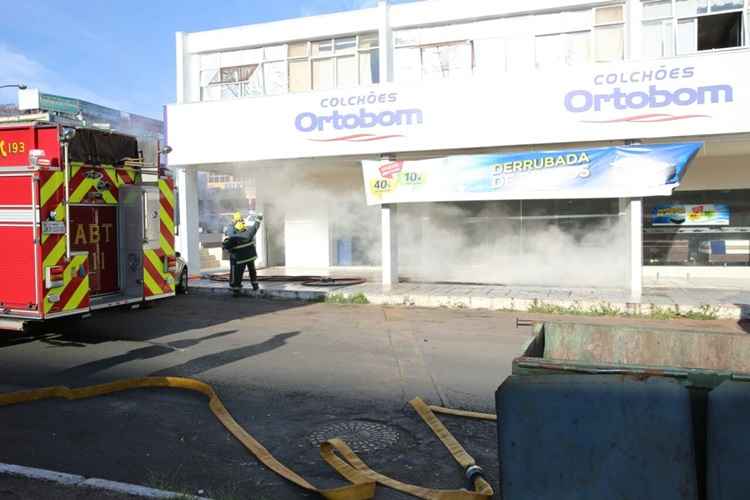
[398,199,627,287]
[643,189,750,266]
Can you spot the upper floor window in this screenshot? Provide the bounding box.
[534,5,625,70]
[641,0,748,58]
[394,28,473,82]
[393,4,626,82]
[200,33,379,102]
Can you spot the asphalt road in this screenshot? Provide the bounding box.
[0,295,529,499]
[1,295,745,499]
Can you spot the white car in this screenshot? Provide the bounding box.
[174,252,189,294]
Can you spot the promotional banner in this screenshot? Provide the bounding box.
[651,203,729,226]
[361,143,703,205]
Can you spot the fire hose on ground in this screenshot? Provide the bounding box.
[205,272,367,288]
[0,377,495,499]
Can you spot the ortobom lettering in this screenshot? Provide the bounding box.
[295,108,423,132]
[565,84,733,113]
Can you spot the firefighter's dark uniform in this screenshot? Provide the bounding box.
[223,220,260,295]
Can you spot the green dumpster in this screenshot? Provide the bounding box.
[496,321,750,500]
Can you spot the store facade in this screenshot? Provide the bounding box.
[167,0,750,299]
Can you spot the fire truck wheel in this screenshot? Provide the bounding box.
[177,268,189,295]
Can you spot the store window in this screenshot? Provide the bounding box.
[643,190,750,266]
[398,199,627,287]
[199,33,379,101]
[641,0,748,57]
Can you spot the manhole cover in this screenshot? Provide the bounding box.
[308,420,400,453]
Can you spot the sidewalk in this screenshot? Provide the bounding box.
[0,465,205,499]
[0,476,133,499]
[192,269,750,320]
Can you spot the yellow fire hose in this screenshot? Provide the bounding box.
[0,377,495,499]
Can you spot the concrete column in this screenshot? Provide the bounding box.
[381,204,398,287]
[377,0,393,83]
[378,0,396,287]
[175,32,186,104]
[255,200,267,269]
[175,166,201,273]
[628,198,643,302]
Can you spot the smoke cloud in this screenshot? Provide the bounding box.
[223,163,628,288]
[397,202,628,287]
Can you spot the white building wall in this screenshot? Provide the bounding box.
[170,0,750,290]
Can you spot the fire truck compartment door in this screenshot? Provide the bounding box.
[118,185,145,301]
[143,186,160,249]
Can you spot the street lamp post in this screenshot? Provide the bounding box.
[0,84,27,90]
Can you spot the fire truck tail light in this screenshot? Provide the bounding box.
[46,265,65,288]
[29,149,51,168]
[166,256,177,273]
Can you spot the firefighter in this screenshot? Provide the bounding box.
[223,211,262,296]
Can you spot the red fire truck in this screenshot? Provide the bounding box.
[0,120,180,331]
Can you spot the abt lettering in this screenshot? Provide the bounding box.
[73,223,114,245]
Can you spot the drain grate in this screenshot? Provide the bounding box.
[308,420,400,453]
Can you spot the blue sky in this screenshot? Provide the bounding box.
[0,0,415,119]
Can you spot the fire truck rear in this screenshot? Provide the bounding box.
[0,122,178,330]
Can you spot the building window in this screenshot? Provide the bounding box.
[642,1,676,58]
[533,5,624,69]
[643,189,750,266]
[199,33,379,101]
[393,26,474,82]
[208,174,233,184]
[200,48,269,101]
[407,4,628,77]
[642,0,747,57]
[593,5,626,61]
[535,31,591,69]
[420,42,473,79]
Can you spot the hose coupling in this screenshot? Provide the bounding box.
[465,464,484,482]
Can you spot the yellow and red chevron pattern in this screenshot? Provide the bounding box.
[68,162,139,205]
[38,169,92,317]
[43,253,90,316]
[143,177,176,298]
[39,169,67,275]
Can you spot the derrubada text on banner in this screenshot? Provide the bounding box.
[361,142,703,205]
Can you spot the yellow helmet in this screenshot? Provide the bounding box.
[232,212,243,223]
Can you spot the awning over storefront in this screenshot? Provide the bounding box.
[362,142,703,205]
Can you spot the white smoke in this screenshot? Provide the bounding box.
[229,162,628,288]
[397,202,628,287]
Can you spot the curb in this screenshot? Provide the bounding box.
[188,283,747,320]
[343,291,747,320]
[190,284,327,302]
[0,462,211,499]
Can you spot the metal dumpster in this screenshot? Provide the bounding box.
[496,321,750,500]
